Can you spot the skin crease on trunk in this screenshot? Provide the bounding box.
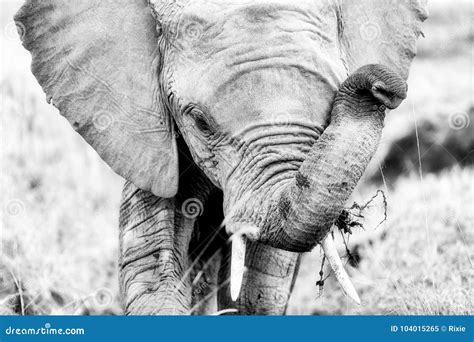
[14,0,426,315]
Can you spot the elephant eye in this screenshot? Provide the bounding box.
[185,106,214,135]
[194,115,212,133]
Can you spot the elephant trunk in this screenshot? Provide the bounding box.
[228,64,407,303]
[260,64,407,252]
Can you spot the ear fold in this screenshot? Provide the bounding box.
[338,0,428,80]
[15,0,178,198]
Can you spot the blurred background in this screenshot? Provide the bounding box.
[1,0,472,315]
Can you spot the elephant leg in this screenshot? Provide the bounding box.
[218,240,301,315]
[119,181,194,315]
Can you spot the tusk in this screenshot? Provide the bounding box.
[230,234,246,301]
[321,234,361,305]
[211,308,239,316]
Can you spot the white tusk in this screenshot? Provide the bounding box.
[211,308,238,316]
[321,234,361,305]
[230,234,246,301]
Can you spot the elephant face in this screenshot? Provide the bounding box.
[15,0,427,308]
[163,1,344,202]
[154,0,422,246]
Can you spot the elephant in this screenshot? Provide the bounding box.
[14,0,427,315]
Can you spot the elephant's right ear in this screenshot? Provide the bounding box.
[14,0,178,198]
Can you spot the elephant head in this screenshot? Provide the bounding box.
[15,0,427,314]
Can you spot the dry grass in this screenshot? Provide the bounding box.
[1,1,473,315]
[289,168,473,315]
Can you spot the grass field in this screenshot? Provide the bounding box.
[1,1,472,315]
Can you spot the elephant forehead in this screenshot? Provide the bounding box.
[174,0,341,52]
[177,0,337,26]
[170,0,346,113]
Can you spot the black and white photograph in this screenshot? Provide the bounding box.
[0,0,472,332]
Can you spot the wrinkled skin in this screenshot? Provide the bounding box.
[15,0,426,315]
[122,1,409,314]
[167,1,342,213]
[123,1,344,314]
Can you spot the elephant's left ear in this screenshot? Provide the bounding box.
[14,0,179,198]
[338,0,428,79]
